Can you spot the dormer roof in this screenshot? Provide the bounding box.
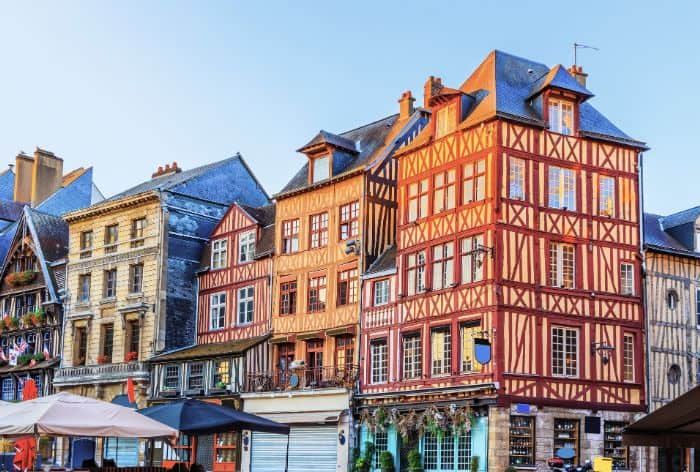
[528,64,593,100]
[297,130,359,154]
[428,86,466,107]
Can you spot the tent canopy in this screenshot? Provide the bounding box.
[624,385,700,448]
[0,392,177,439]
[138,399,290,435]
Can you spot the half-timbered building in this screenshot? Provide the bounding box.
[358,50,648,472]
[148,201,275,472]
[644,208,700,471]
[240,95,426,472]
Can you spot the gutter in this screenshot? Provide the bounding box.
[639,152,652,416]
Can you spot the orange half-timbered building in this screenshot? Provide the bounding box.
[358,51,648,472]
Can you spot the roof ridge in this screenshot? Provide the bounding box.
[339,113,398,137]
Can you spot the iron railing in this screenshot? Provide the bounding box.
[245,365,358,392]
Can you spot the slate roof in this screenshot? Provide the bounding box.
[0,201,26,223]
[528,64,593,99]
[25,207,69,262]
[644,212,700,258]
[255,223,275,258]
[36,167,99,216]
[455,50,644,147]
[240,203,276,227]
[0,170,14,201]
[150,334,270,362]
[657,206,700,229]
[297,130,359,154]
[0,356,59,375]
[277,114,400,197]
[365,244,396,277]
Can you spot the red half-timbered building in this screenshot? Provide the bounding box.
[358,51,648,472]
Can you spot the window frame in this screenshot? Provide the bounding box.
[129,263,144,294]
[336,267,358,306]
[104,224,119,253]
[279,279,297,315]
[209,292,227,331]
[433,169,457,213]
[548,98,575,135]
[370,338,388,384]
[238,230,256,264]
[281,219,300,254]
[406,250,426,296]
[407,178,429,223]
[435,102,457,139]
[309,212,329,249]
[432,242,455,291]
[549,241,576,289]
[211,238,228,270]
[598,175,616,217]
[78,273,91,303]
[460,322,482,373]
[623,333,634,382]
[130,218,146,248]
[307,273,327,313]
[236,285,254,325]
[508,156,526,201]
[163,364,181,390]
[339,201,359,240]
[460,234,484,284]
[101,323,114,360]
[430,326,452,377]
[462,158,486,205]
[620,262,635,296]
[551,326,579,378]
[548,165,577,210]
[187,361,205,390]
[80,230,93,258]
[373,279,390,306]
[311,155,330,184]
[103,268,117,299]
[402,332,422,380]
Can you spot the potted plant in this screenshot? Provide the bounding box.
[6,316,18,330]
[22,313,33,327]
[125,351,139,362]
[17,353,33,366]
[407,449,423,472]
[33,352,46,363]
[5,270,37,286]
[31,309,44,326]
[354,442,374,472]
[379,450,395,472]
[470,456,479,472]
[96,354,111,364]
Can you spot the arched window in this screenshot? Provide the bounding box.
[668,364,681,385]
[667,290,679,310]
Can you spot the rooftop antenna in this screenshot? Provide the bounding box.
[573,43,599,66]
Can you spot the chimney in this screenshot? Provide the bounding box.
[398,91,415,120]
[13,152,34,203]
[30,148,63,206]
[568,65,588,88]
[423,76,443,108]
[152,161,182,179]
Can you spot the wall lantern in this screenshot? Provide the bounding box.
[591,342,615,364]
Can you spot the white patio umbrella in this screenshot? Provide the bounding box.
[0,392,177,439]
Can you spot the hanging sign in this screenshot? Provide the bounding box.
[474,338,492,365]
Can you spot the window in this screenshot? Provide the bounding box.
[696,288,700,326]
[74,326,87,366]
[509,416,535,467]
[370,339,388,384]
[163,364,181,390]
[548,166,576,210]
[103,269,117,298]
[188,362,204,390]
[210,293,226,330]
[308,274,327,312]
[78,274,91,303]
[552,326,578,377]
[432,242,454,290]
[623,333,634,382]
[1,378,14,401]
[433,169,456,213]
[311,156,330,183]
[277,343,295,384]
[211,239,228,270]
[431,327,451,376]
[668,364,681,385]
[435,103,457,139]
[101,323,114,360]
[549,242,575,288]
[279,279,297,315]
[463,159,486,204]
[339,201,359,240]
[667,290,679,310]
[373,279,390,306]
[130,218,146,247]
[309,212,329,248]
[423,431,471,471]
[126,320,140,358]
[509,157,526,200]
[306,340,324,386]
[129,264,143,293]
[335,335,354,370]
[460,323,482,373]
[281,219,300,254]
[620,263,634,296]
[237,286,254,325]
[238,230,256,263]
[599,176,615,217]
[407,179,429,222]
[80,230,93,258]
[337,268,358,306]
[402,333,422,380]
[104,224,118,253]
[460,235,484,284]
[372,430,389,470]
[406,250,426,296]
[213,359,230,387]
[548,98,574,135]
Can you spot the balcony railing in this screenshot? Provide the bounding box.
[364,304,396,328]
[245,365,358,393]
[53,361,149,386]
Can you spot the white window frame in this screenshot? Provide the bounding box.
[312,156,330,183]
[623,333,634,382]
[599,175,616,217]
[696,288,700,327]
[187,362,205,390]
[508,156,526,200]
[548,98,574,135]
[435,103,457,139]
[211,239,228,270]
[432,242,454,291]
[620,262,635,296]
[237,286,254,325]
[373,279,390,306]
[552,326,578,378]
[696,229,700,252]
[163,364,181,390]
[461,234,484,284]
[370,339,388,384]
[548,166,576,210]
[209,292,226,330]
[549,242,575,289]
[238,230,256,264]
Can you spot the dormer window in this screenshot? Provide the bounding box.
[435,103,457,139]
[696,227,700,252]
[548,98,574,135]
[311,156,330,184]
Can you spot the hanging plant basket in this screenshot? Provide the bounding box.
[31,309,45,326]
[5,270,37,287]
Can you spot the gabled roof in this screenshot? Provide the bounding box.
[297,130,359,154]
[659,206,700,229]
[277,114,401,197]
[25,207,69,263]
[528,64,593,100]
[0,201,26,223]
[644,212,700,259]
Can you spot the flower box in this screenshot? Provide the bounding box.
[124,351,139,362]
[5,271,37,287]
[96,355,111,364]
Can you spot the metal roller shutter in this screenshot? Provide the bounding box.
[250,426,337,472]
[250,432,287,471]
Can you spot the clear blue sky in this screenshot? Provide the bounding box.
[0,1,697,215]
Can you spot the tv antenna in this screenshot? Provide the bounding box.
[572,43,599,66]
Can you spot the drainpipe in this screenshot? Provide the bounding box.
[638,151,652,472]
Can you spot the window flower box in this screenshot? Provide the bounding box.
[125,351,139,362]
[5,270,37,286]
[31,309,45,326]
[4,317,19,330]
[17,353,33,366]
[96,355,111,364]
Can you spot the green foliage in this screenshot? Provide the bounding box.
[17,353,33,366]
[407,449,423,472]
[354,442,374,472]
[470,456,479,472]
[33,352,46,363]
[379,451,394,472]
[504,467,517,472]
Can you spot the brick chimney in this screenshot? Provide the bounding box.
[423,76,443,108]
[568,65,588,88]
[398,91,415,120]
[13,152,34,203]
[152,161,182,179]
[31,148,63,206]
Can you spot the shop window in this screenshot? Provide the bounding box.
[553,419,579,465]
[423,431,471,471]
[509,416,535,467]
[603,421,628,469]
[373,430,388,469]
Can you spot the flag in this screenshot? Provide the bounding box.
[42,344,50,359]
[127,377,135,405]
[8,347,18,367]
[18,340,28,353]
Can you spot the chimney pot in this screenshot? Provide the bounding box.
[423,76,443,108]
[568,65,588,88]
